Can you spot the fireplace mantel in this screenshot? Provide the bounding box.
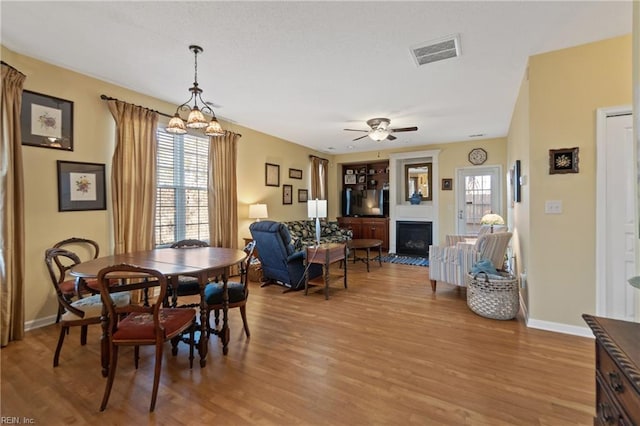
[388,150,440,254]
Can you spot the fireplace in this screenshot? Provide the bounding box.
[396,221,433,257]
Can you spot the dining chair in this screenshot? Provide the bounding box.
[52,237,101,322]
[168,239,209,308]
[44,248,131,367]
[204,242,255,338]
[97,263,196,412]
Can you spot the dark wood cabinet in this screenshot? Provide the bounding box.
[338,217,389,250]
[583,314,640,425]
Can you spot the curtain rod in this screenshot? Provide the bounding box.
[100,94,172,118]
[1,61,25,76]
[100,94,242,137]
[309,155,329,162]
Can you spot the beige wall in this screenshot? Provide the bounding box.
[506,74,531,314]
[509,34,632,328]
[2,45,330,326]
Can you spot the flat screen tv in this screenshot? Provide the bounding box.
[342,189,387,217]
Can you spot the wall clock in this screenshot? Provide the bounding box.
[468,148,487,165]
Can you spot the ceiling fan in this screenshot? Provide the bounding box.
[344,118,418,142]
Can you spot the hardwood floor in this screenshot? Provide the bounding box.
[1,262,595,425]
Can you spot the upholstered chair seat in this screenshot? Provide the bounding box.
[429,231,513,292]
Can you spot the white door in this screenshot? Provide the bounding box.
[597,110,636,321]
[456,166,503,235]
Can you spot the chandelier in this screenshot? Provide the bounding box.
[166,45,225,136]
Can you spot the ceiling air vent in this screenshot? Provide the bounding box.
[410,34,461,67]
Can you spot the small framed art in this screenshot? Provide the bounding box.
[298,189,308,202]
[344,174,356,184]
[57,160,106,211]
[441,178,452,191]
[283,184,293,205]
[265,163,280,186]
[549,147,579,174]
[22,90,74,151]
[289,168,302,179]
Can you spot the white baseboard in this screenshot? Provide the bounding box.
[24,315,56,332]
[526,318,594,338]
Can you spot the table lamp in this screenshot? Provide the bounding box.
[480,213,504,233]
[249,204,268,222]
[307,199,327,245]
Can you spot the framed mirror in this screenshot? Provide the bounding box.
[405,162,432,201]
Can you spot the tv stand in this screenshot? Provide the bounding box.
[337,217,389,250]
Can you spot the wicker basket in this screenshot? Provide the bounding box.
[466,271,519,320]
[248,263,263,283]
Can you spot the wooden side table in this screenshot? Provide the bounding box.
[304,243,347,300]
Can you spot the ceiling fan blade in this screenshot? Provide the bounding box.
[390,126,418,133]
[344,128,368,132]
[352,135,369,141]
[386,134,397,141]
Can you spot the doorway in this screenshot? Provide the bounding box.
[596,107,636,321]
[455,166,503,235]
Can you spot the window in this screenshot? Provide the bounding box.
[155,129,209,247]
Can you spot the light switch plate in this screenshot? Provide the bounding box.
[545,200,562,214]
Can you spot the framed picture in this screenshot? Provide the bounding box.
[344,174,356,184]
[57,160,106,212]
[513,160,522,203]
[289,168,303,179]
[283,184,293,205]
[441,178,453,191]
[549,147,579,174]
[265,163,280,187]
[298,189,308,202]
[21,90,74,151]
[358,175,366,184]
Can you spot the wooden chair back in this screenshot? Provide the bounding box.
[96,263,196,412]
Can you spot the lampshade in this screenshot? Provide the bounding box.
[204,118,225,136]
[480,213,504,225]
[249,204,268,221]
[307,199,327,219]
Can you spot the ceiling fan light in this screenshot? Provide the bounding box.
[186,106,208,128]
[368,128,389,141]
[166,113,187,134]
[204,118,225,136]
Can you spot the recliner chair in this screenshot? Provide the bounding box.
[249,220,323,291]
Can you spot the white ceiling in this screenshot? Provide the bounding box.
[1,1,632,154]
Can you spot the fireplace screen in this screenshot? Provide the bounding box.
[396,221,433,257]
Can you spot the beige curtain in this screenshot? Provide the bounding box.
[208,132,240,248]
[1,62,26,346]
[310,156,329,200]
[107,100,158,254]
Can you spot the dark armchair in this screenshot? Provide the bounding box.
[249,220,322,291]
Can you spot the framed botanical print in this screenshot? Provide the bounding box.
[57,160,106,211]
[298,189,308,202]
[22,90,74,151]
[549,147,579,174]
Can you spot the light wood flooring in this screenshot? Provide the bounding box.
[1,261,595,425]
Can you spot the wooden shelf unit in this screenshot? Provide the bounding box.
[342,161,389,191]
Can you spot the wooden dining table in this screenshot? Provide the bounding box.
[70,246,247,374]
